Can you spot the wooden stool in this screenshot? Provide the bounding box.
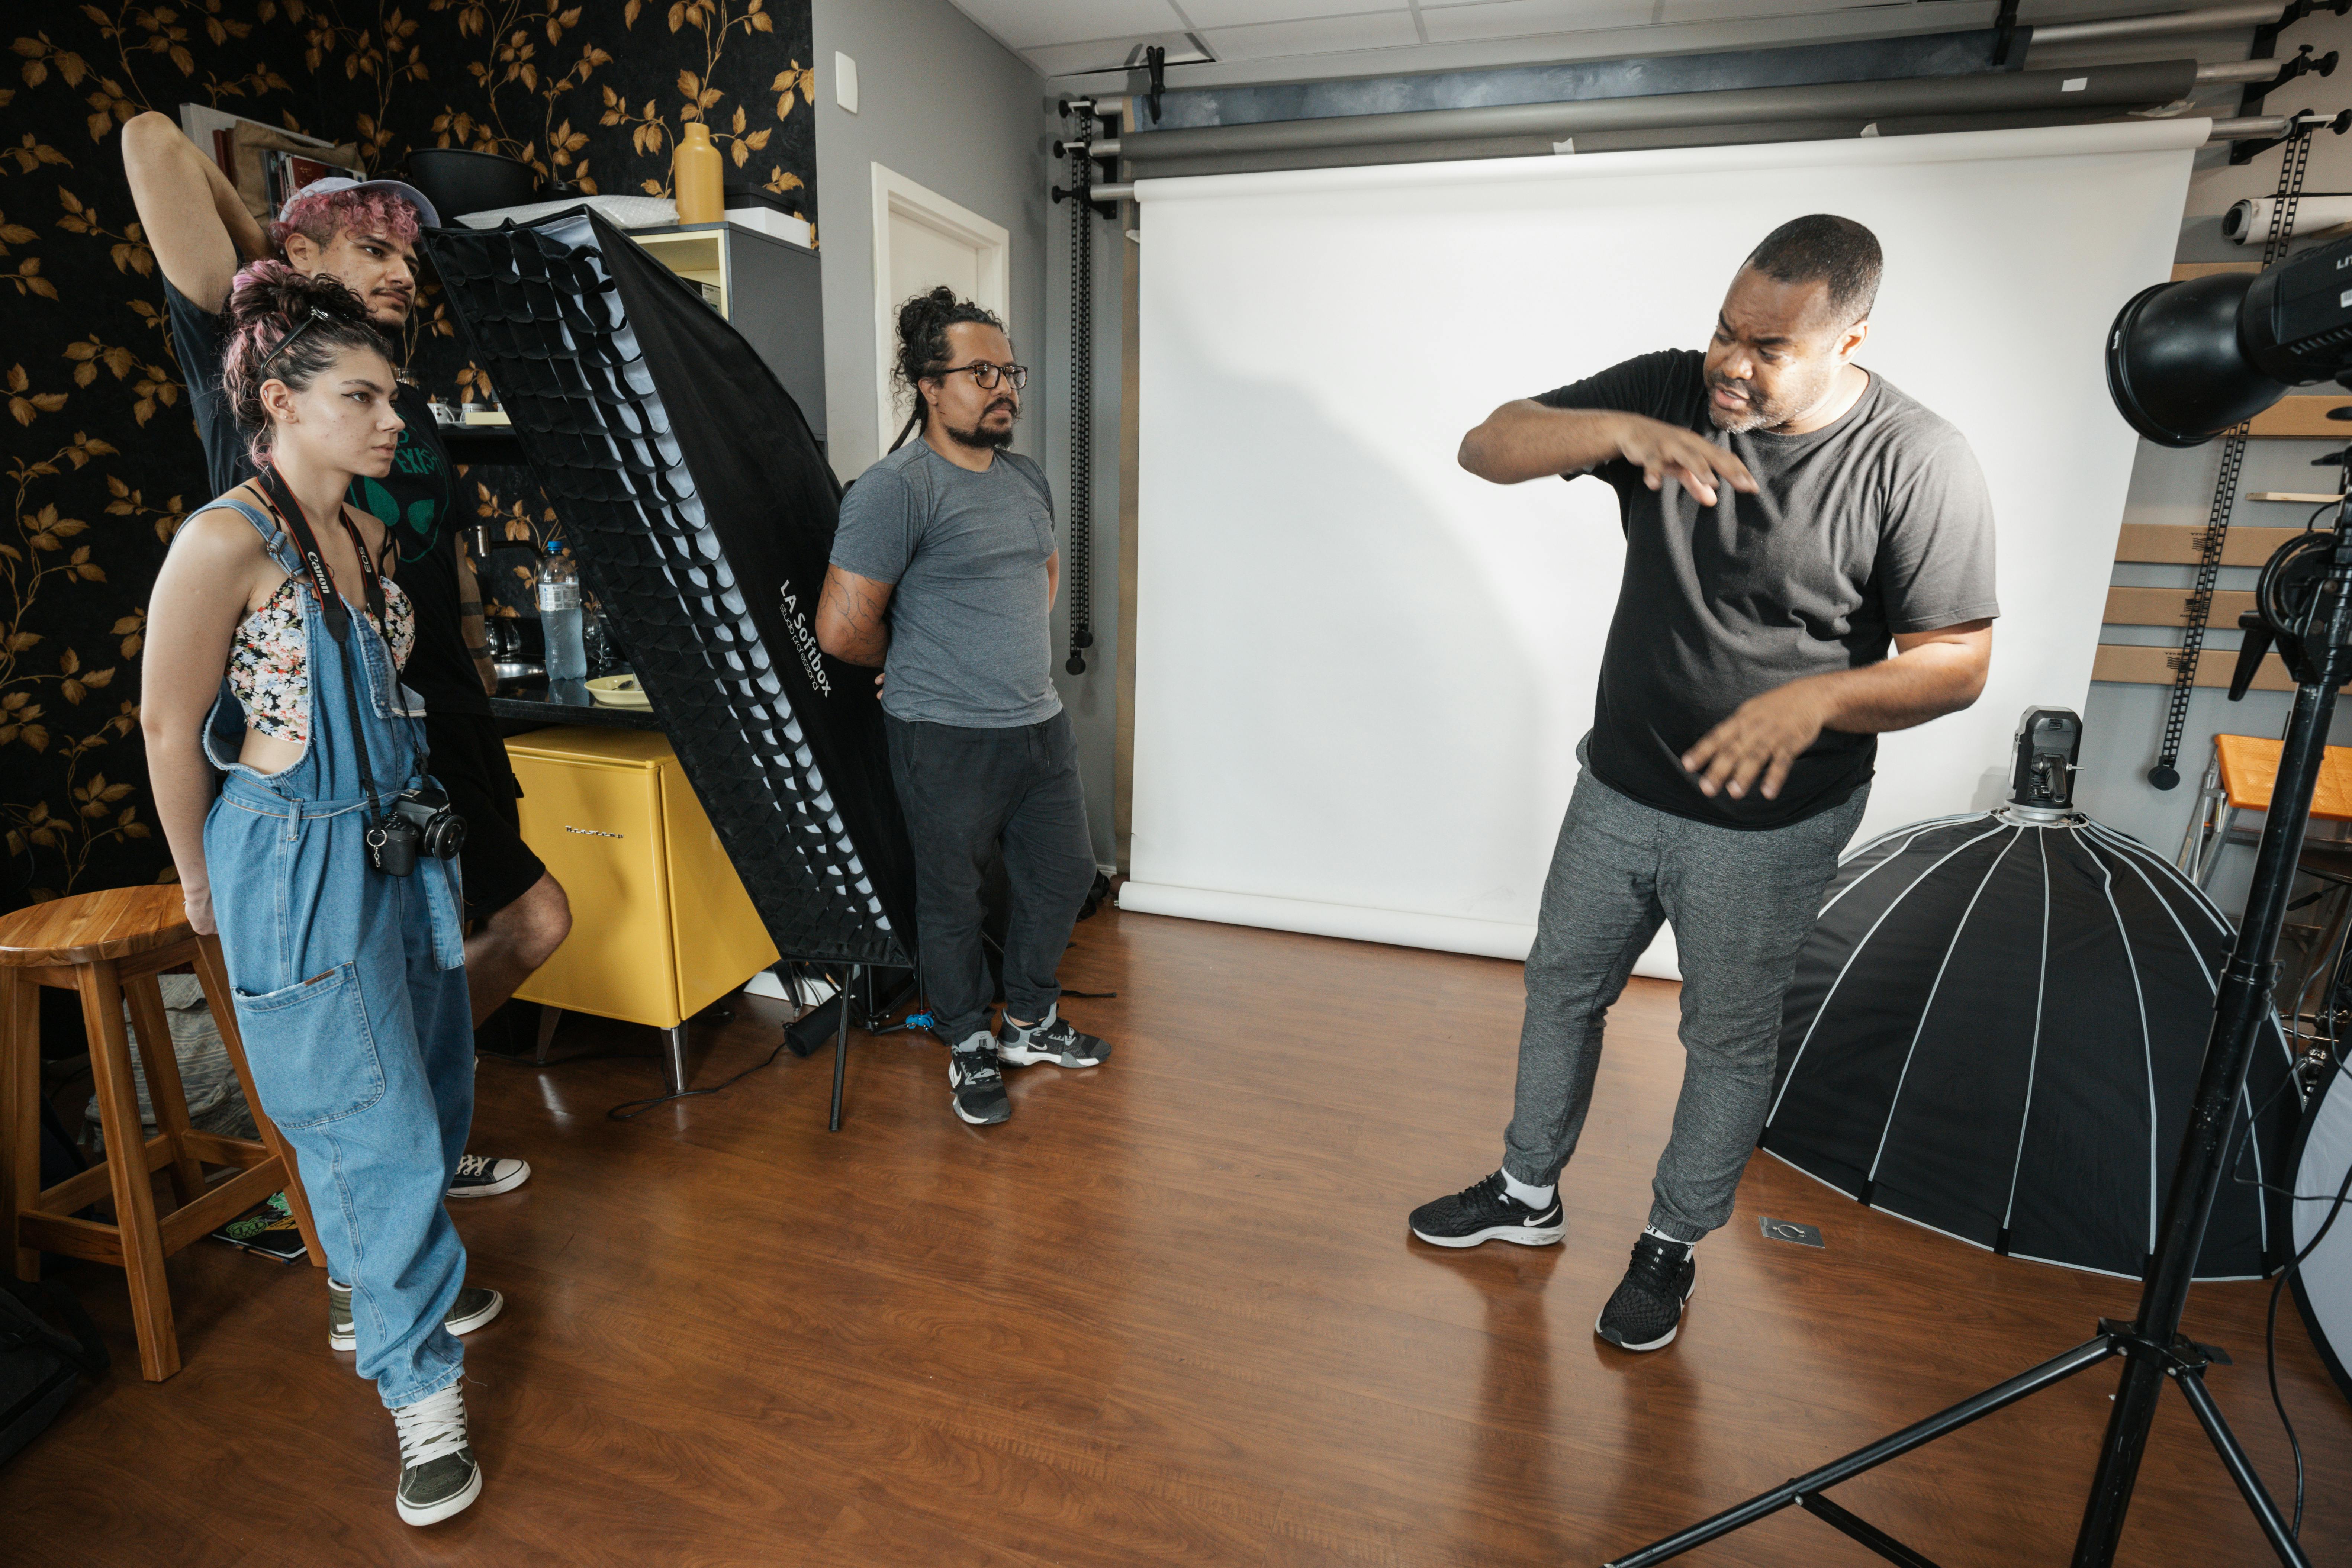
[2176,733,2352,886]
[0,885,323,1381]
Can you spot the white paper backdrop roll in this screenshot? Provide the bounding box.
[1122,120,2203,979]
[2223,194,2352,243]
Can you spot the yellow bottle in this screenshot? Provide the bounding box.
[672,120,724,224]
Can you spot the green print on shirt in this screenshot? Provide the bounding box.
[351,426,448,566]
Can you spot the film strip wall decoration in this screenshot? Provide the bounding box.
[2149,124,2316,790]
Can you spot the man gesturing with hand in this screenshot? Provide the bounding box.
[1408,216,1997,1355]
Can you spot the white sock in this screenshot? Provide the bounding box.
[1499,1169,1555,1210]
[1642,1224,1697,1254]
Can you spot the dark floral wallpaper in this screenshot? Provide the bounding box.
[2,0,817,906]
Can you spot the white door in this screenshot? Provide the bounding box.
[871,163,1010,461]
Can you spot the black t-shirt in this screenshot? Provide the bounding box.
[163,270,489,717]
[1537,350,2000,829]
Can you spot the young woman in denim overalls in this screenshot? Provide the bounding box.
[143,264,498,1526]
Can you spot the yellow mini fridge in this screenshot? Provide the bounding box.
[504,727,779,1089]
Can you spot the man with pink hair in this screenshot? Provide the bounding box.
[122,117,570,1294]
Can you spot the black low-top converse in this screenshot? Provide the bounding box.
[948,1034,1011,1125]
[1595,1233,1699,1352]
[994,1005,1111,1068]
[329,1281,506,1352]
[445,1152,530,1198]
[1408,1172,1566,1248]
[391,1382,481,1526]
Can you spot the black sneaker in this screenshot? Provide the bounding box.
[1595,1233,1698,1352]
[391,1383,481,1526]
[948,1034,1010,1125]
[329,1280,506,1352]
[995,1005,1111,1068]
[1408,1172,1565,1248]
[445,1152,530,1198]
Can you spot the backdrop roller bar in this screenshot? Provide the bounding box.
[2029,0,2310,44]
[1120,62,2200,165]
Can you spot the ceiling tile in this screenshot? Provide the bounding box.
[1657,0,1902,21]
[1420,0,1660,42]
[949,0,1187,51]
[1179,0,1410,27]
[1193,10,1423,61]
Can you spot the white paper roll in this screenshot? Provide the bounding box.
[2223,194,2352,243]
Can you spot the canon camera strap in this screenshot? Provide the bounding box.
[255,466,393,827]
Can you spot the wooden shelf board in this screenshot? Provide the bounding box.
[2248,397,2352,439]
[2104,586,2257,627]
[2114,522,2303,566]
[2092,643,2294,692]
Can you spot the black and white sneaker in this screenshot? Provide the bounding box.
[1595,1233,1698,1352]
[391,1382,482,1526]
[1408,1172,1565,1248]
[948,1034,1010,1125]
[994,1004,1111,1068]
[445,1152,530,1198]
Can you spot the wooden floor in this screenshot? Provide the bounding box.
[7,905,2349,1567]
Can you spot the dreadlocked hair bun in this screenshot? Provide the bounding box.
[889,285,1005,445]
[221,260,393,467]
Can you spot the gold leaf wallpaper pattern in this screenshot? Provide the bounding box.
[2,0,818,906]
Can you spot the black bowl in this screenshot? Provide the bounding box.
[403,148,540,222]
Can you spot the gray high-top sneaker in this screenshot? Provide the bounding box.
[329,1280,506,1352]
[391,1382,481,1526]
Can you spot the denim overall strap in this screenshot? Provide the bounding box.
[199,498,305,775]
[200,490,466,969]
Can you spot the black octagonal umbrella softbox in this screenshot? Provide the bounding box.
[1762,782,2302,1281]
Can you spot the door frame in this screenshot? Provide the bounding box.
[870,162,1011,463]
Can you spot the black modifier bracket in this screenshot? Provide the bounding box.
[1050,102,1121,221]
[2230,106,2352,165]
[1992,0,2021,69]
[2240,0,2352,117]
[2239,42,2341,119]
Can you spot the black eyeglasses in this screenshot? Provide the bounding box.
[936,361,1028,391]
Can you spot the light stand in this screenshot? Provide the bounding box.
[1605,507,2352,1567]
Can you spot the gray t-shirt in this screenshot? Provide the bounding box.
[1538,350,1999,828]
[830,441,1062,728]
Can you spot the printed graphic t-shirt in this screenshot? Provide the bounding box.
[1537,349,2000,829]
[165,269,489,718]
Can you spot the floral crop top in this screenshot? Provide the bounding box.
[228,575,415,744]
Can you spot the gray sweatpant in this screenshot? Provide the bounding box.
[1502,747,1868,1243]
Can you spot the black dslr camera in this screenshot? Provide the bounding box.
[366,785,467,876]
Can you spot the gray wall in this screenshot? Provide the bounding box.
[811,0,1119,867]
[2073,9,2352,917]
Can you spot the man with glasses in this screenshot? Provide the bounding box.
[817,288,1110,1126]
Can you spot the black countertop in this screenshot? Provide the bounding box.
[437,421,527,468]
[489,675,664,733]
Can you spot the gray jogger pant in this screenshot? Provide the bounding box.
[1502,747,1868,1243]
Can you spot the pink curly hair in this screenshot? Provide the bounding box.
[267,185,422,255]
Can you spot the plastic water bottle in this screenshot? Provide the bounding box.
[538,544,587,682]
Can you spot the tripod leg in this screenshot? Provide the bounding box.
[2172,1368,2313,1568]
[1603,1336,2118,1567]
[828,963,858,1133]
[2076,669,2345,1567]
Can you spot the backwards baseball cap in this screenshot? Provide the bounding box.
[280,174,441,232]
